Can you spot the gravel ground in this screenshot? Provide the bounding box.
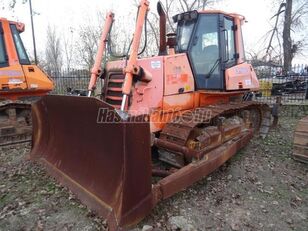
[0,106,307,231]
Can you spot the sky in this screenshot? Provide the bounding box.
[0,0,307,65]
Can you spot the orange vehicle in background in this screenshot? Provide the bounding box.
[0,18,54,146]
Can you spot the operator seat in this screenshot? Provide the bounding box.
[193,44,219,75]
[202,44,219,74]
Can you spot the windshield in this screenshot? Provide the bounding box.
[0,23,8,67]
[177,20,195,52]
[10,24,30,65]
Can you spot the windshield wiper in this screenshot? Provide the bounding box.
[205,58,220,79]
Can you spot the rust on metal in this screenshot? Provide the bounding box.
[152,168,173,177]
[30,95,153,229]
[156,101,271,167]
[30,95,272,230]
[153,130,253,202]
[0,102,32,146]
[293,115,308,163]
[157,1,167,55]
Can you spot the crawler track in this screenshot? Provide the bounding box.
[160,101,271,144]
[155,101,272,167]
[0,100,34,146]
[293,115,308,163]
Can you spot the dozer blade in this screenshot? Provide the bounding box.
[30,95,153,230]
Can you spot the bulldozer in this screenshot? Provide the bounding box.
[30,1,273,229]
[0,18,54,146]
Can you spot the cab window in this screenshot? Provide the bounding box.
[223,17,236,66]
[10,24,30,65]
[177,20,195,52]
[0,23,8,67]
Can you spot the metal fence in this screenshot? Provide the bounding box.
[256,75,308,104]
[254,64,308,78]
[49,70,100,96]
[49,66,308,105]
[254,64,308,104]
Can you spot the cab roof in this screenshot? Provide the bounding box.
[0,18,25,32]
[173,10,245,24]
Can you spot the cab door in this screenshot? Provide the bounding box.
[0,21,28,92]
[186,14,238,90]
[188,14,224,90]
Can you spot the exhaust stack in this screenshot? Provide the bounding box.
[157,1,167,55]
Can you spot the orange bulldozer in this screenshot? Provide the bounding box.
[30,1,273,229]
[0,18,54,146]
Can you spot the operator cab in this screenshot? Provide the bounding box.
[0,19,31,67]
[174,11,244,90]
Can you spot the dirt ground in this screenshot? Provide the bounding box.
[0,106,307,231]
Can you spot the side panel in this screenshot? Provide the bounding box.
[22,65,54,92]
[106,56,164,115]
[225,63,259,91]
[163,93,194,112]
[0,64,28,91]
[130,57,164,114]
[151,54,195,132]
[150,92,197,133]
[199,91,243,107]
[0,65,54,99]
[106,54,195,133]
[164,53,195,95]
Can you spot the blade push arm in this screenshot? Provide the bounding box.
[88,12,114,97]
[121,0,150,111]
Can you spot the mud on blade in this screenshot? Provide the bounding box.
[30,95,152,229]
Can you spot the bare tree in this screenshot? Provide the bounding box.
[139,0,218,56]
[283,0,293,71]
[155,0,213,33]
[45,25,63,75]
[266,0,308,72]
[0,0,27,9]
[247,51,281,68]
[76,23,100,71]
[63,28,75,71]
[147,13,160,50]
[108,14,134,58]
[178,0,211,11]
[283,0,308,71]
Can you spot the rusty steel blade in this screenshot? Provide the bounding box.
[30,95,153,229]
